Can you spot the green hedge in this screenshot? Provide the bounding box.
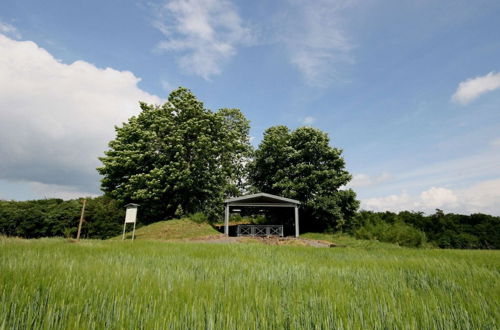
[355,221,427,247]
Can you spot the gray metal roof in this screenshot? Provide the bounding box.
[224,192,300,205]
[124,203,140,208]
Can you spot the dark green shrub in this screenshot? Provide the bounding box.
[190,212,208,223]
[229,213,243,222]
[251,215,268,225]
[454,233,480,249]
[355,221,426,247]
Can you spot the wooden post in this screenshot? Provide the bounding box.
[76,198,86,241]
[294,206,299,238]
[132,221,136,241]
[224,204,229,235]
[122,222,127,240]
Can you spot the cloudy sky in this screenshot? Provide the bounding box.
[1,0,499,215]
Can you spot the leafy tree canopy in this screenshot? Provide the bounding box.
[97,87,252,222]
[249,125,359,231]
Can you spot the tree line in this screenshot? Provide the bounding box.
[1,198,498,249]
[0,197,124,239]
[345,210,499,248]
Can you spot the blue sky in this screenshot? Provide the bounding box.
[1,0,499,215]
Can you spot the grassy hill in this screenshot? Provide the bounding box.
[119,218,221,240]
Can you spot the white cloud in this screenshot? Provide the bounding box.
[350,172,392,188]
[458,179,500,215]
[452,71,500,105]
[490,137,500,147]
[0,34,162,197]
[278,0,354,86]
[302,116,316,125]
[364,191,412,213]
[364,192,408,213]
[0,21,21,39]
[419,187,458,209]
[154,0,251,79]
[362,180,500,215]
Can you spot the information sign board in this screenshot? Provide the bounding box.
[125,207,137,223]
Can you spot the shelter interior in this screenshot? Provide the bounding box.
[223,193,300,237]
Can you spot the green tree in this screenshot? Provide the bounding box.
[97,87,251,222]
[216,108,253,196]
[249,126,359,231]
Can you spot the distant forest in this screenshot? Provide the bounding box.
[348,210,499,249]
[0,197,123,240]
[0,198,498,249]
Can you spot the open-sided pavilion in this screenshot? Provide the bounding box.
[224,193,301,237]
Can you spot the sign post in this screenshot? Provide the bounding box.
[123,203,139,240]
[76,198,86,241]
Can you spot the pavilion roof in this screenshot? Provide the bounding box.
[224,192,300,205]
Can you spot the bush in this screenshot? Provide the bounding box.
[436,231,480,249]
[174,205,184,219]
[355,221,426,247]
[454,233,480,249]
[251,214,268,225]
[228,213,243,222]
[190,212,208,223]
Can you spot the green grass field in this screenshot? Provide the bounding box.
[1,236,499,329]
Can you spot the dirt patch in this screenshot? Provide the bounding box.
[182,234,236,244]
[185,235,335,247]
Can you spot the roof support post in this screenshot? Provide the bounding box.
[294,206,299,238]
[224,204,229,236]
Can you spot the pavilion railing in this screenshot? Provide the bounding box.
[237,225,284,237]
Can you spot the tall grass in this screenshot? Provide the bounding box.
[1,238,498,329]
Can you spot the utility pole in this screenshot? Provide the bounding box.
[76,198,86,241]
